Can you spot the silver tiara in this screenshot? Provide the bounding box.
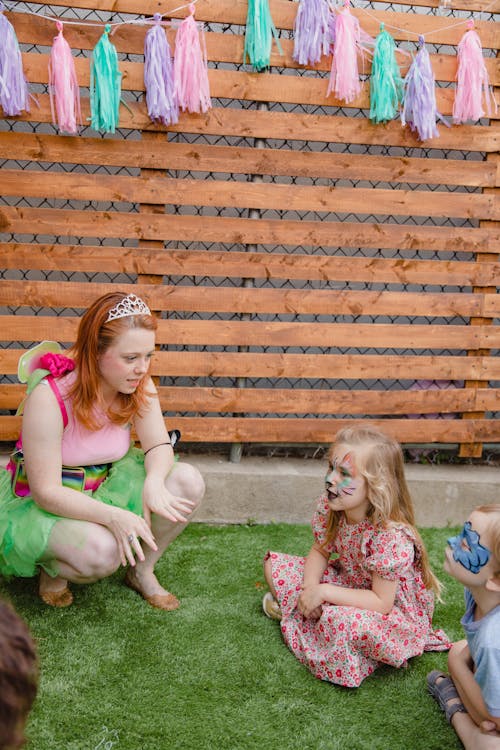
[106,294,151,322]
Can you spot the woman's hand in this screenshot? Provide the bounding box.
[142,476,196,527]
[106,507,157,567]
[297,584,324,619]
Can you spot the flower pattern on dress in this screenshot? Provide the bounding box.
[266,493,450,688]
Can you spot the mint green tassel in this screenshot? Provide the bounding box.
[370,23,403,124]
[90,24,122,133]
[243,0,283,72]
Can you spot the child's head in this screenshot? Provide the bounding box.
[324,425,441,595]
[0,600,38,750]
[326,425,415,528]
[445,504,500,592]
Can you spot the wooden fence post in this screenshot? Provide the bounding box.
[229,102,269,463]
[138,130,167,383]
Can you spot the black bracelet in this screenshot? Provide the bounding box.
[143,442,170,456]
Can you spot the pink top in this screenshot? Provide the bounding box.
[51,371,131,466]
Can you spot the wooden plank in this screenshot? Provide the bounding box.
[6,1,499,45]
[0,206,494,254]
[9,0,499,27]
[2,415,499,444]
[2,244,500,282]
[0,133,496,188]
[11,21,500,84]
[17,54,499,118]
[1,168,497,221]
[2,383,498,414]
[3,96,499,152]
[2,169,498,221]
[4,316,500,350]
[0,347,496,378]
[0,280,490,317]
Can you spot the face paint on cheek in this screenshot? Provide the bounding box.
[447,521,491,574]
[342,452,356,478]
[337,452,357,496]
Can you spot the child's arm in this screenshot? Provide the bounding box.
[323,573,397,614]
[299,571,398,617]
[297,544,329,619]
[448,640,500,733]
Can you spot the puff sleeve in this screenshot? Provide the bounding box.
[361,526,416,580]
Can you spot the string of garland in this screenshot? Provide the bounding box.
[0,0,495,141]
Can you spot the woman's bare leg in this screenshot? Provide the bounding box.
[41,519,121,584]
[126,462,205,599]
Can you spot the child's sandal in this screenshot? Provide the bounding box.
[262,592,282,621]
[427,670,467,724]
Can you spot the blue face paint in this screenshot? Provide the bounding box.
[447,521,491,574]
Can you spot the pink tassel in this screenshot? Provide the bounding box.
[48,21,81,135]
[174,4,211,114]
[327,1,373,105]
[453,20,497,124]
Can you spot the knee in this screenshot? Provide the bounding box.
[171,463,205,509]
[78,531,120,581]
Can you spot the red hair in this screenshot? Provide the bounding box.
[68,292,157,431]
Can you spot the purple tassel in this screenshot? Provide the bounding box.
[144,13,178,126]
[293,0,330,67]
[401,36,444,141]
[0,1,30,116]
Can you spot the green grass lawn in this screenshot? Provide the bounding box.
[1,524,465,750]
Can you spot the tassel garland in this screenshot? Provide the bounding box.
[369,23,403,123]
[370,23,403,123]
[48,21,81,134]
[293,0,330,67]
[401,36,442,141]
[144,14,178,126]
[327,1,372,105]
[174,4,211,114]
[453,20,497,124]
[0,1,30,116]
[244,0,283,72]
[90,24,122,133]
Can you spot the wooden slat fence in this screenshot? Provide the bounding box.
[0,0,499,457]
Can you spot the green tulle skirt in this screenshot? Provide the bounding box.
[0,445,146,578]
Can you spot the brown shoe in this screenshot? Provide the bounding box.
[124,571,179,611]
[40,586,73,608]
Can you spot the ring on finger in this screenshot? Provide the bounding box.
[127,533,135,544]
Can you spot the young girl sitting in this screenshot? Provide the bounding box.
[262,425,450,688]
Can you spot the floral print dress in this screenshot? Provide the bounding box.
[266,494,450,688]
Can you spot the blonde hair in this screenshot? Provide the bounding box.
[324,425,442,596]
[474,504,500,576]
